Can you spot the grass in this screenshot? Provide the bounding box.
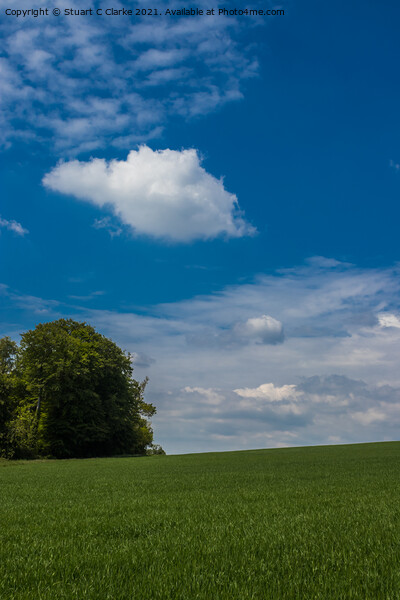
[1,441,399,599]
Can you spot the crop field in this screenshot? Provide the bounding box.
[1,442,399,599]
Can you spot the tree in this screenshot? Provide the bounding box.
[0,319,157,459]
[0,337,19,457]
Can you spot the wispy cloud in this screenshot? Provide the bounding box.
[92,217,122,238]
[0,285,58,316]
[43,146,256,242]
[68,291,105,301]
[0,1,260,152]
[0,216,28,235]
[2,258,400,453]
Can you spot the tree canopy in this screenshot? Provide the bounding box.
[0,319,158,459]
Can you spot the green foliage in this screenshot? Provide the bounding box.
[6,404,38,459]
[0,320,156,458]
[0,336,18,375]
[0,337,19,457]
[146,444,166,455]
[0,442,399,599]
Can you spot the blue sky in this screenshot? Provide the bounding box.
[1,0,400,453]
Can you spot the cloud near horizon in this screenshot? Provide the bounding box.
[43,146,256,242]
[168,374,400,449]
[2,259,400,453]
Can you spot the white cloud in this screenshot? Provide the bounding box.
[134,48,187,71]
[3,259,400,453]
[233,315,284,344]
[186,313,284,347]
[234,382,300,401]
[43,146,256,242]
[233,383,303,416]
[0,0,261,151]
[378,313,400,328]
[352,408,387,426]
[183,386,225,405]
[73,259,400,393]
[163,373,400,452]
[0,216,28,235]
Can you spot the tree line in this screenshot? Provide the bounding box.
[0,319,163,459]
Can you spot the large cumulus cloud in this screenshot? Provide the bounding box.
[43,146,256,242]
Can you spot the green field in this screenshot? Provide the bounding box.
[1,442,399,599]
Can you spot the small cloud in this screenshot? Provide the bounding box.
[14,294,58,315]
[93,217,122,238]
[305,256,351,269]
[183,386,225,405]
[352,408,387,426]
[232,314,284,345]
[233,382,305,417]
[389,159,400,171]
[186,314,284,348]
[0,216,28,236]
[378,312,400,328]
[130,352,155,368]
[68,291,105,301]
[141,67,191,87]
[134,49,188,72]
[0,284,58,315]
[234,382,301,402]
[43,146,256,243]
